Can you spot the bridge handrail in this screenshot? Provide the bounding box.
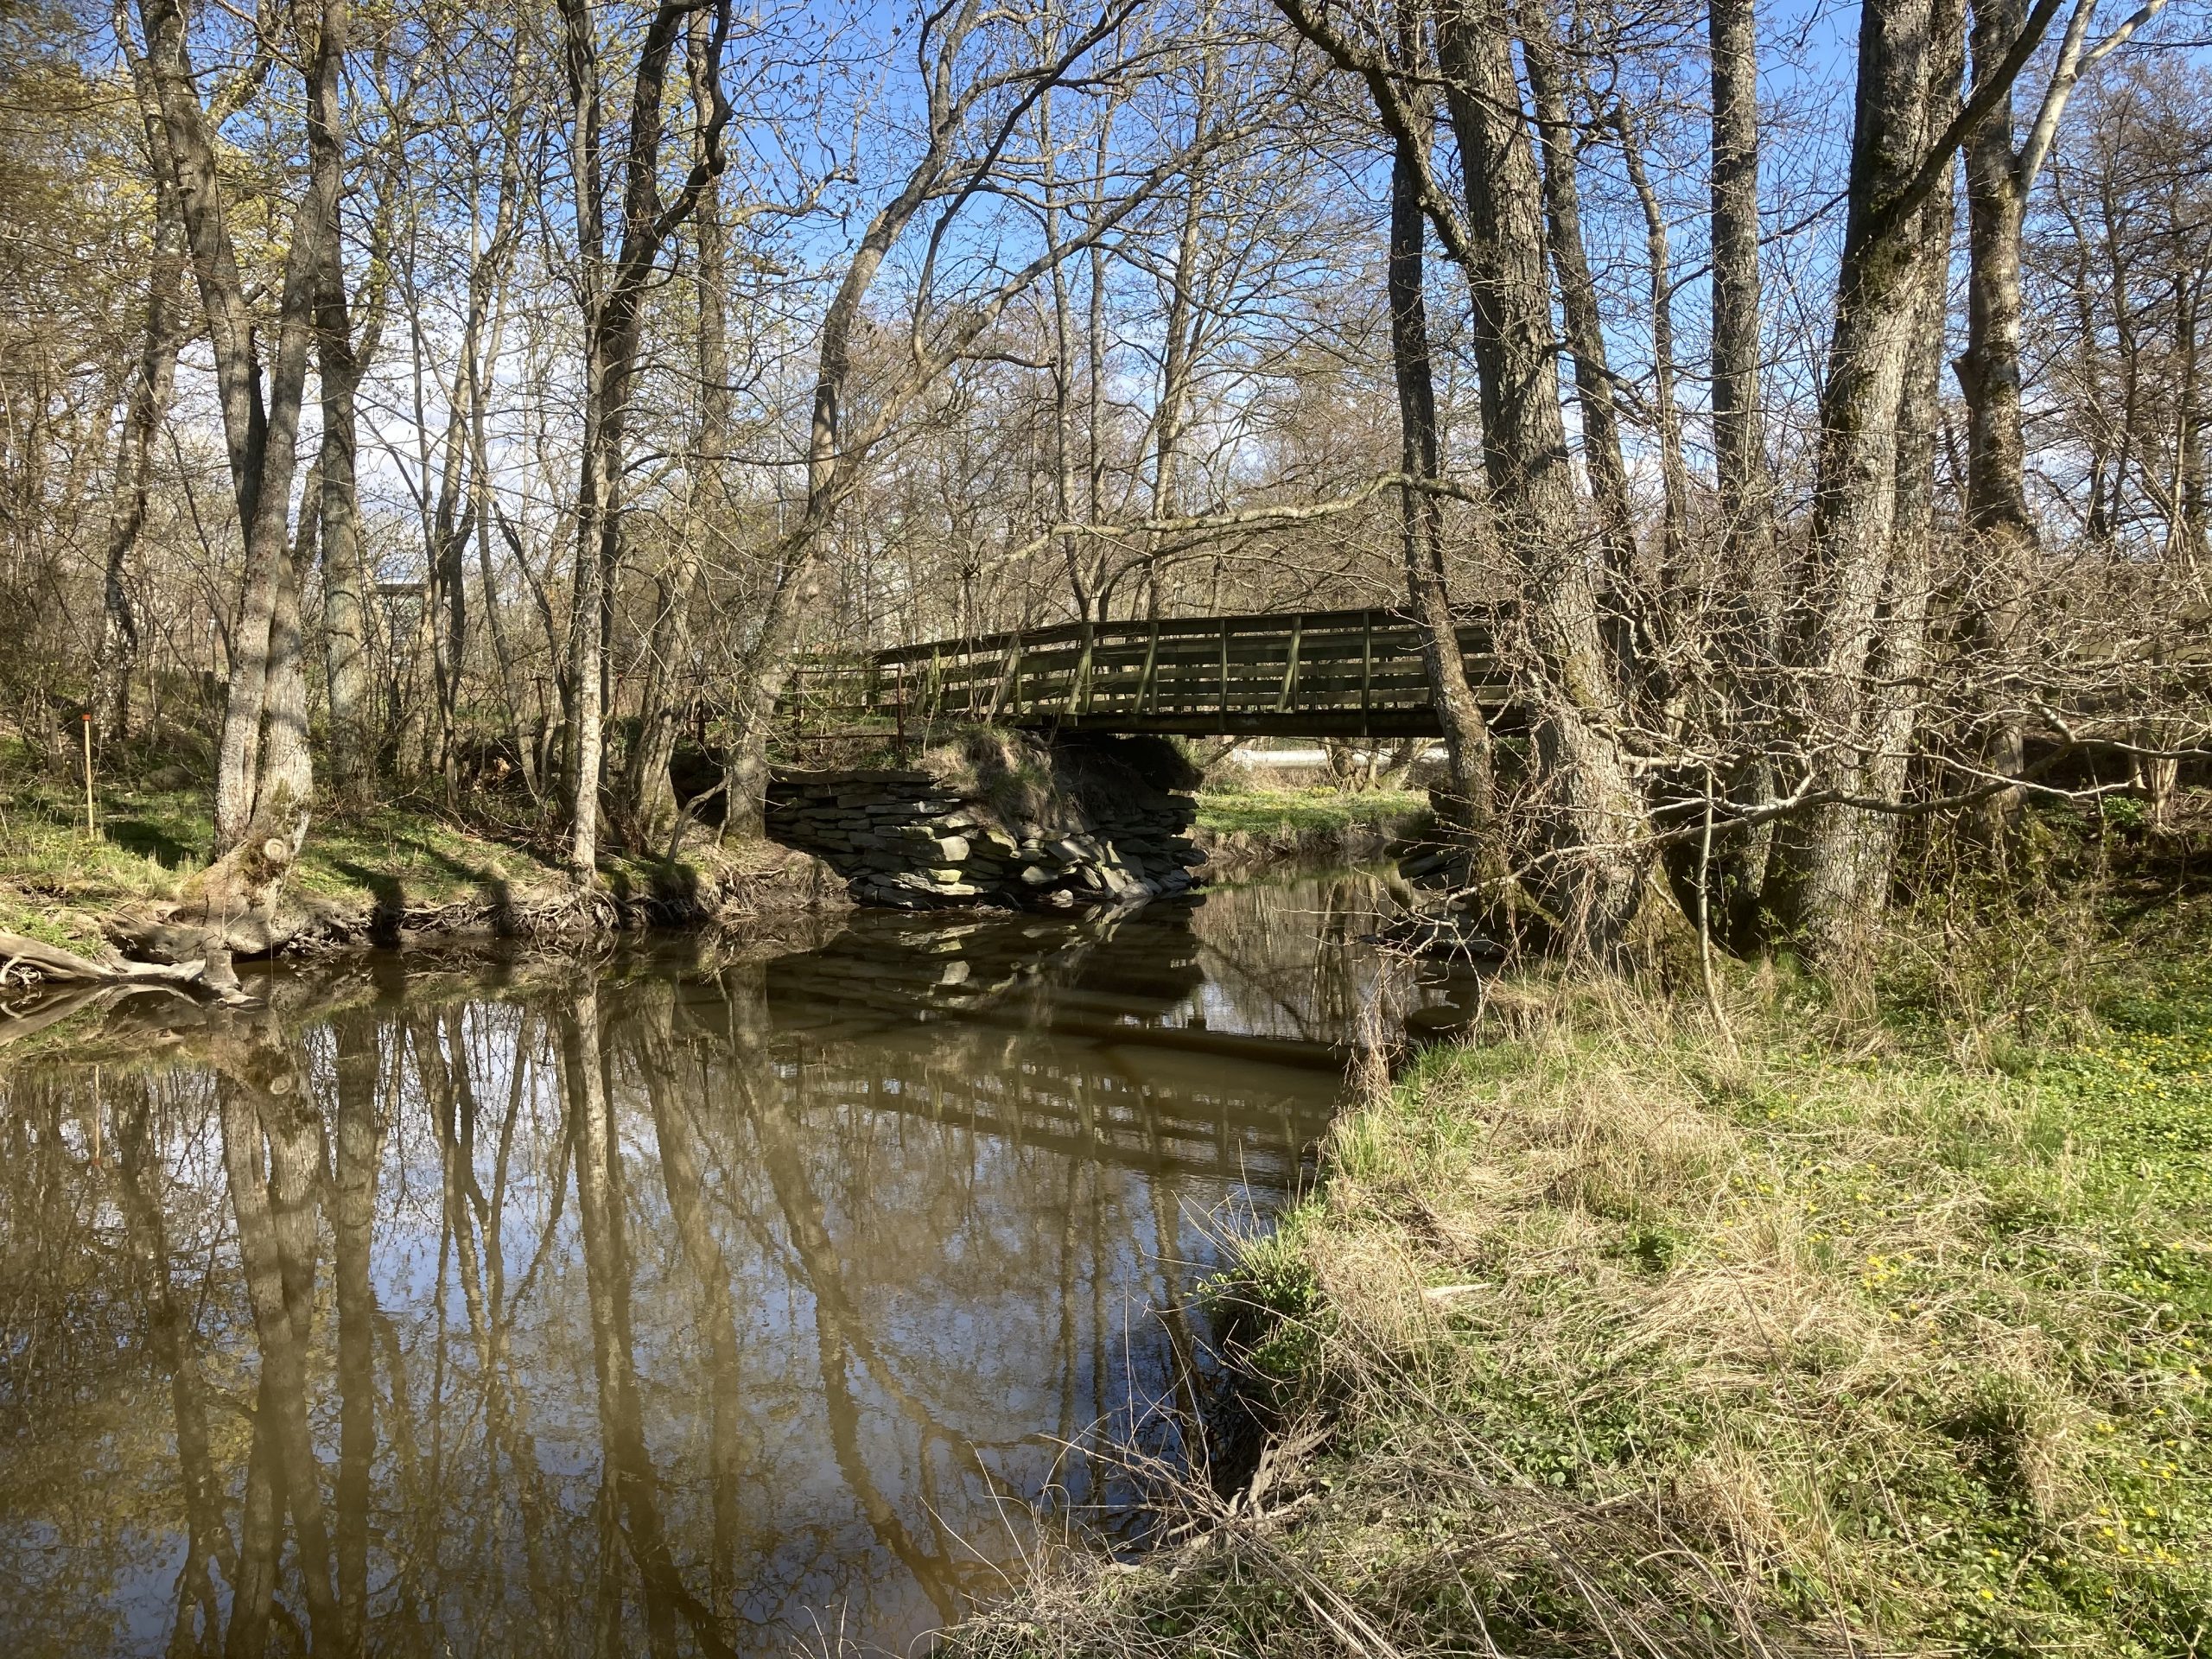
[855,604,1493,668]
[778,605,1513,737]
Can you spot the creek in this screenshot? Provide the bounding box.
[0,868,1478,1656]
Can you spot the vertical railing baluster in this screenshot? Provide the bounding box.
[1217,619,1230,728]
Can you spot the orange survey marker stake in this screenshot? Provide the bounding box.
[81,712,95,835]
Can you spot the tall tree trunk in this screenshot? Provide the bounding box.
[1383,35,1497,862]
[1144,42,1218,620]
[627,15,724,848]
[568,336,615,880]
[316,238,375,799]
[1956,0,2037,821]
[137,0,345,856]
[1769,0,1966,963]
[623,552,700,845]
[1438,0,1649,953]
[92,145,188,744]
[1619,111,1691,586]
[1709,0,1775,582]
[1959,0,2035,548]
[117,0,349,982]
[470,296,531,797]
[1708,0,1783,941]
[257,524,316,827]
[560,0,734,880]
[2175,271,2209,564]
[1518,9,1638,601]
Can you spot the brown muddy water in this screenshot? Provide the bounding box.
[0,869,1477,1658]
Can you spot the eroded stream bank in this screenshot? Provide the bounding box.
[0,867,1478,1657]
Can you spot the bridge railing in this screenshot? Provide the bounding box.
[788,607,1507,736]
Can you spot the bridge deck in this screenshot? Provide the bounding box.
[794,608,1509,738]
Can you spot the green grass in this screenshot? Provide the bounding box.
[0,783,198,949]
[958,904,2212,1658]
[1194,783,1430,840]
[0,779,576,950]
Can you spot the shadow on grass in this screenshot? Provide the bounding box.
[325,860,410,944]
[602,854,704,922]
[326,848,524,944]
[105,817,202,870]
[423,845,518,931]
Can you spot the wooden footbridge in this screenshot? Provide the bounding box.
[790,608,1508,739]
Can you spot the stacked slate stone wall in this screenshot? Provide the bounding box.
[764,738,1205,912]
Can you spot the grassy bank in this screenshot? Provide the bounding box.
[0,779,797,954]
[1193,784,1430,868]
[962,903,2211,1657]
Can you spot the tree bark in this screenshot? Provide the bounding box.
[560,0,734,880]
[1960,0,2035,548]
[137,0,345,856]
[1518,9,1638,601]
[1382,33,1497,861]
[1708,0,1783,940]
[120,0,349,982]
[92,107,188,744]
[315,237,375,798]
[1438,0,1649,953]
[1710,0,1775,586]
[1769,0,1964,963]
[1955,0,2037,823]
[625,15,723,847]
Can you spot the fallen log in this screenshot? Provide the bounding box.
[0,931,208,988]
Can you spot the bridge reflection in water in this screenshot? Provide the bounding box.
[0,872,1436,1657]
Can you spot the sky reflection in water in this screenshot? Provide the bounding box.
[0,871,1447,1657]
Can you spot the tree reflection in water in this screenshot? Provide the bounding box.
[0,871,1442,1657]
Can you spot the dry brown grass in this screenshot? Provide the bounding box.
[950,957,2212,1659]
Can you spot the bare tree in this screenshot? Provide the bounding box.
[124,0,352,961]
[90,32,188,746]
[558,0,740,880]
[719,0,1230,835]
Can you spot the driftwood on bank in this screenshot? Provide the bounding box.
[0,931,207,988]
[0,932,215,1040]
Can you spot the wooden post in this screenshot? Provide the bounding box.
[80,714,95,835]
[1136,619,1161,716]
[1361,613,1373,735]
[1217,619,1230,728]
